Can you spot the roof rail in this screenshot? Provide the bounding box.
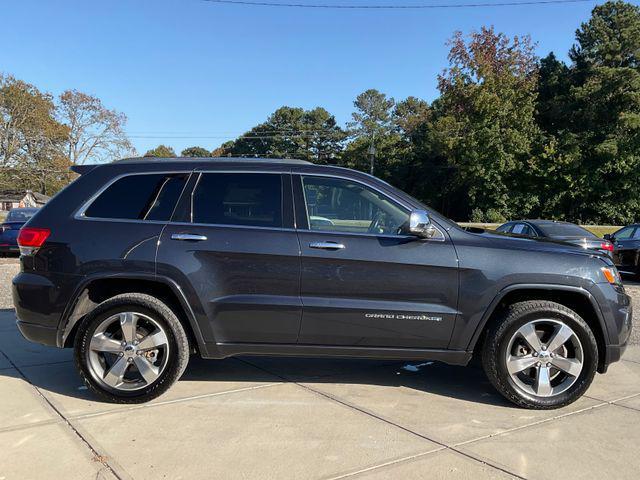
[113,157,314,165]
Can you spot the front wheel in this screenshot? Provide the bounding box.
[74,293,190,403]
[482,300,598,409]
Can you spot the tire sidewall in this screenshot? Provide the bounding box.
[496,306,597,408]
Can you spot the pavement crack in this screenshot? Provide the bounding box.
[0,350,124,480]
[70,381,284,421]
[238,358,528,480]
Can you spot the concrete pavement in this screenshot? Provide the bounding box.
[1,308,640,480]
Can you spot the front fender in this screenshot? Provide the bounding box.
[450,283,608,352]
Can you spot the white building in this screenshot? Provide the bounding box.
[0,190,50,211]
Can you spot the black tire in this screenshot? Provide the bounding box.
[74,293,190,403]
[482,300,598,409]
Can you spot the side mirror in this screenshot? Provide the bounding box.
[408,210,437,239]
[603,234,613,241]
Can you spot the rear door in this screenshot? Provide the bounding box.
[157,169,302,345]
[293,172,459,349]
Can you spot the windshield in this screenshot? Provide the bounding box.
[537,222,595,238]
[6,209,37,222]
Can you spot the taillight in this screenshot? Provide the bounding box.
[600,242,614,252]
[17,227,50,255]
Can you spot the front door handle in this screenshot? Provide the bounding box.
[171,233,208,242]
[309,241,345,250]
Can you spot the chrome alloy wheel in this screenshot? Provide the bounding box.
[88,312,169,391]
[505,319,584,398]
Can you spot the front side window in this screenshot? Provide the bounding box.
[302,176,408,235]
[192,173,282,228]
[84,173,188,221]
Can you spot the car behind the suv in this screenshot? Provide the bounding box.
[13,158,632,409]
[495,219,614,257]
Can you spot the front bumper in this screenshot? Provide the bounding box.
[597,284,632,372]
[603,343,628,371]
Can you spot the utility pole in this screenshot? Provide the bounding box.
[367,134,376,175]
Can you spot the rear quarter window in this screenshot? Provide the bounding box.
[84,173,189,221]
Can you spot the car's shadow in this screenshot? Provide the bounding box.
[1,352,511,408]
[0,308,509,408]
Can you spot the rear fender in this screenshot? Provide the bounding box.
[58,272,208,354]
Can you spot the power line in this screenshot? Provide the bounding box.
[203,0,594,10]
[128,134,345,140]
[128,129,346,135]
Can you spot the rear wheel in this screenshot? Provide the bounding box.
[74,293,189,403]
[482,300,598,409]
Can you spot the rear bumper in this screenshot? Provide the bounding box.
[13,270,82,348]
[16,320,58,347]
[0,244,19,254]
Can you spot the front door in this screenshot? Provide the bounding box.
[293,174,459,349]
[157,171,302,345]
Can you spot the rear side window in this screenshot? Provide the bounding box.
[84,173,188,221]
[512,223,534,236]
[192,173,282,228]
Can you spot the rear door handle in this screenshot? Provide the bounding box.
[309,241,345,250]
[171,233,208,242]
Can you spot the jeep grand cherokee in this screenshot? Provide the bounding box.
[12,157,632,408]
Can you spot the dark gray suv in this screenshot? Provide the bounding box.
[12,158,632,409]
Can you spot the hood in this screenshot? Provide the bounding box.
[473,229,609,260]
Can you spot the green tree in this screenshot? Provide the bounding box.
[224,106,344,162]
[571,1,640,223]
[0,75,71,194]
[181,146,210,157]
[429,27,541,220]
[211,141,233,157]
[544,0,640,223]
[344,90,396,175]
[143,144,176,157]
[572,0,640,69]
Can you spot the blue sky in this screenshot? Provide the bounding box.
[1,0,614,155]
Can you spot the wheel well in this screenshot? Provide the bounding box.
[478,288,607,373]
[63,278,198,353]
